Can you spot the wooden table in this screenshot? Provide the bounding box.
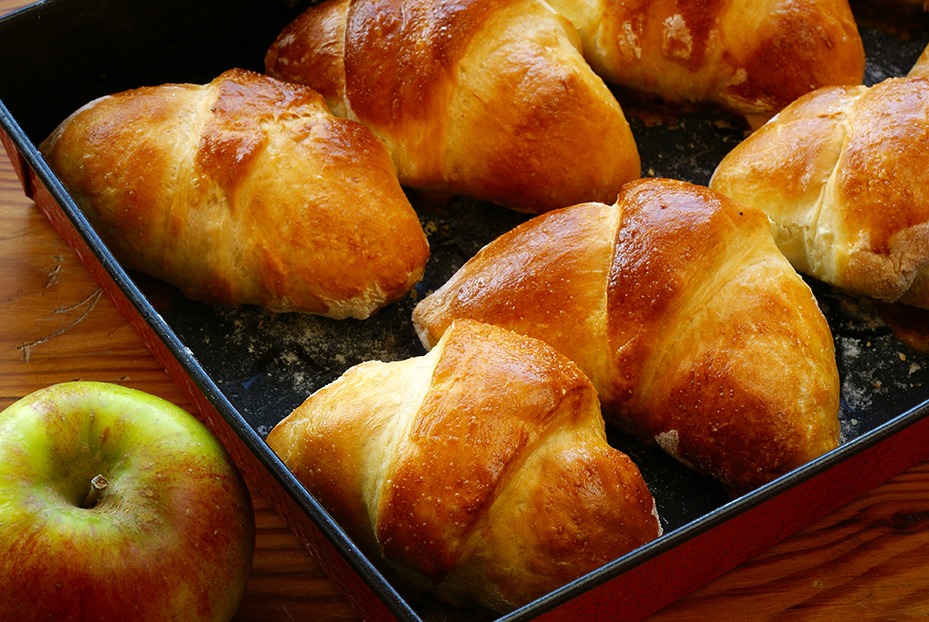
[3,1,929,619]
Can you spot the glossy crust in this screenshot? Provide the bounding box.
[547,0,864,120]
[266,319,661,613]
[265,0,641,213]
[40,68,429,319]
[413,179,840,494]
[710,77,929,309]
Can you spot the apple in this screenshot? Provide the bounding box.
[0,381,255,621]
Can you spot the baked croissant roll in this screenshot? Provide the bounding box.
[710,76,929,310]
[266,319,662,613]
[413,178,840,494]
[264,0,641,214]
[909,43,929,77]
[545,0,864,121]
[40,68,429,319]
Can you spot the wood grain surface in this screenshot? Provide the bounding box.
[3,1,929,620]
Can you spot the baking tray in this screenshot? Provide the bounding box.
[3,1,929,619]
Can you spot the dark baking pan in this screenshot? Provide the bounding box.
[3,0,929,620]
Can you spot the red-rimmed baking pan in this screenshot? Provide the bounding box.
[3,1,929,620]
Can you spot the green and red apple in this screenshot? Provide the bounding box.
[0,381,255,621]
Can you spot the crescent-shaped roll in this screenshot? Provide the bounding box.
[265,0,641,214]
[266,319,661,613]
[909,42,929,78]
[40,68,429,319]
[545,0,864,121]
[907,46,929,78]
[710,77,929,310]
[413,178,840,494]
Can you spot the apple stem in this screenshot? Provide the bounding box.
[81,474,109,509]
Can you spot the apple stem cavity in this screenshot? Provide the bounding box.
[81,474,109,509]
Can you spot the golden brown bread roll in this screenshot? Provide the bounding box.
[264,0,641,214]
[413,178,840,494]
[40,68,429,319]
[910,43,929,77]
[266,319,661,613]
[710,76,929,310]
[546,0,864,122]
